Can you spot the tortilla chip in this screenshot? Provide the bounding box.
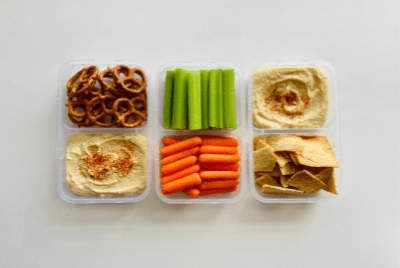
[292,136,339,167]
[315,168,338,195]
[266,135,305,153]
[287,170,327,193]
[255,174,281,189]
[261,185,303,195]
[253,136,266,151]
[253,146,278,172]
[280,175,290,188]
[280,162,296,175]
[275,152,291,168]
[255,139,270,151]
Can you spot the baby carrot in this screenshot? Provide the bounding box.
[199,154,240,163]
[199,171,240,180]
[184,188,200,198]
[160,147,199,166]
[201,136,239,147]
[162,173,202,195]
[160,156,197,175]
[200,145,238,155]
[162,137,182,146]
[198,187,237,196]
[160,137,202,157]
[200,162,240,172]
[160,164,200,184]
[198,180,239,190]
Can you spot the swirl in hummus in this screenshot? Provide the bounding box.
[252,67,329,128]
[66,134,147,196]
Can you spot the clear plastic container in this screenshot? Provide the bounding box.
[56,60,152,204]
[247,61,341,203]
[154,63,246,204]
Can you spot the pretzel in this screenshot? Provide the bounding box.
[66,66,98,97]
[113,98,147,127]
[66,65,148,128]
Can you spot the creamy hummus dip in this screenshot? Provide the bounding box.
[252,67,329,128]
[66,134,147,196]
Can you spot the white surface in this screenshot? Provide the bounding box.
[0,0,399,267]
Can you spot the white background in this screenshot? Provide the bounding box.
[0,0,399,267]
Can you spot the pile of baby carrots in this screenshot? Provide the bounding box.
[160,136,240,198]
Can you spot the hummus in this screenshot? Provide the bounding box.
[252,67,329,128]
[66,134,147,196]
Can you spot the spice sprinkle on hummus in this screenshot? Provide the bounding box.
[66,134,147,196]
[252,67,329,128]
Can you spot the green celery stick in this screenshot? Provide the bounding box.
[208,70,218,127]
[188,71,202,130]
[171,69,188,129]
[200,70,209,129]
[222,69,236,128]
[163,70,174,128]
[216,69,224,128]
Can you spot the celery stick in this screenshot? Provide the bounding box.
[208,70,218,127]
[216,69,224,128]
[222,69,236,128]
[163,70,174,128]
[171,69,188,129]
[200,70,209,129]
[188,71,202,130]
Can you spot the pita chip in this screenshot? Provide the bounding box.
[253,146,278,172]
[261,185,303,195]
[279,162,296,175]
[315,168,338,195]
[275,152,291,168]
[253,136,266,151]
[280,175,291,188]
[266,135,305,153]
[287,170,327,193]
[255,174,281,189]
[292,136,339,167]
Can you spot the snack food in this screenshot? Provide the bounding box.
[164,68,236,130]
[66,65,147,128]
[66,134,147,196]
[160,136,241,198]
[253,134,339,195]
[252,67,329,128]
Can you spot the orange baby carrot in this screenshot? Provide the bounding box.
[200,162,240,172]
[198,180,239,190]
[201,136,239,147]
[160,147,199,166]
[160,137,202,157]
[198,154,240,163]
[198,187,237,196]
[199,145,238,155]
[160,164,200,184]
[162,137,182,146]
[199,171,240,180]
[160,156,197,175]
[162,173,202,195]
[184,188,200,198]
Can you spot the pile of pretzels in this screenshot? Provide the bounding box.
[66,65,147,128]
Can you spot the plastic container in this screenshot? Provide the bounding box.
[154,63,246,204]
[56,60,152,204]
[247,61,341,203]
